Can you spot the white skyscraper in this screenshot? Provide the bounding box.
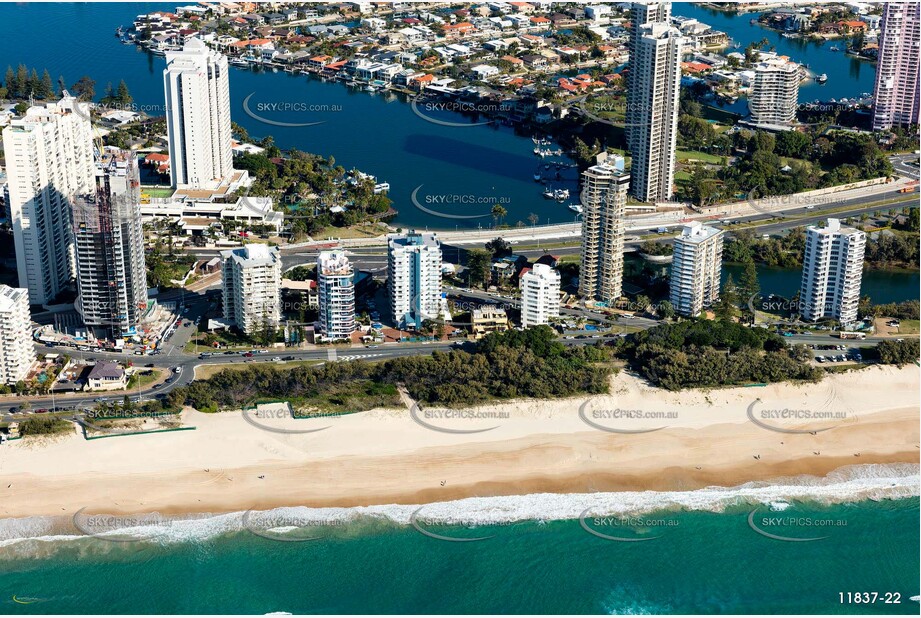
[0,285,36,385]
[2,95,95,305]
[872,3,921,131]
[317,250,356,341]
[669,222,724,317]
[799,219,865,325]
[164,38,233,188]
[520,263,560,328]
[579,153,629,303]
[750,58,799,128]
[388,231,443,330]
[626,2,672,155]
[73,150,148,339]
[220,244,281,336]
[629,21,683,203]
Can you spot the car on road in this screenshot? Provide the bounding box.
[816,356,825,363]
[283,356,296,361]
[243,352,254,358]
[365,344,380,349]
[9,407,18,414]
[174,367,182,374]
[272,357,282,362]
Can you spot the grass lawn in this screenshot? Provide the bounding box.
[898,320,920,335]
[127,368,165,390]
[314,223,386,240]
[194,360,322,380]
[676,150,724,164]
[140,186,175,199]
[184,329,273,353]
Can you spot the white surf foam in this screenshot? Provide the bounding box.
[0,463,916,548]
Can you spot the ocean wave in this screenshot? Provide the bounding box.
[0,463,917,549]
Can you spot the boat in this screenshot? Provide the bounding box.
[149,47,167,56]
[229,57,249,67]
[829,45,840,52]
[533,172,542,181]
[542,187,555,199]
[556,188,570,199]
[568,203,583,214]
[816,73,828,83]
[115,26,124,37]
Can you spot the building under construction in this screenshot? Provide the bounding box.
[73,149,148,339]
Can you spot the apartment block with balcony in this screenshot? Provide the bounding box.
[872,3,920,131]
[0,285,36,384]
[388,231,443,330]
[799,218,865,325]
[749,58,800,128]
[669,222,724,317]
[2,95,95,305]
[317,250,356,341]
[579,153,629,303]
[628,20,683,203]
[520,263,560,328]
[220,244,281,336]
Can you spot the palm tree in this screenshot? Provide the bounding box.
[491,204,507,228]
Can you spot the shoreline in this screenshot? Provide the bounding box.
[1,365,917,521]
[0,463,917,548]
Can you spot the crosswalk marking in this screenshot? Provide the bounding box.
[334,353,385,362]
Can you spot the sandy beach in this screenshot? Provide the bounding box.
[0,365,917,519]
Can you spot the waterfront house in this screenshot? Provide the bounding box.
[308,55,333,70]
[409,73,435,91]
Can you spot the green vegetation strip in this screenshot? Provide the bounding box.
[84,426,197,440]
[175,327,614,412]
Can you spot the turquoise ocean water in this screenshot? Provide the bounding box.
[1,466,918,614]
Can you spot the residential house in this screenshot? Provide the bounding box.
[86,361,128,392]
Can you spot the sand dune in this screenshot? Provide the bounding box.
[0,364,917,518]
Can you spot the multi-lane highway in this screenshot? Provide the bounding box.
[5,163,916,421]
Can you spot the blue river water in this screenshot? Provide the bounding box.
[0,3,882,232]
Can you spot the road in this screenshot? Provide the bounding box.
[0,335,624,420]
